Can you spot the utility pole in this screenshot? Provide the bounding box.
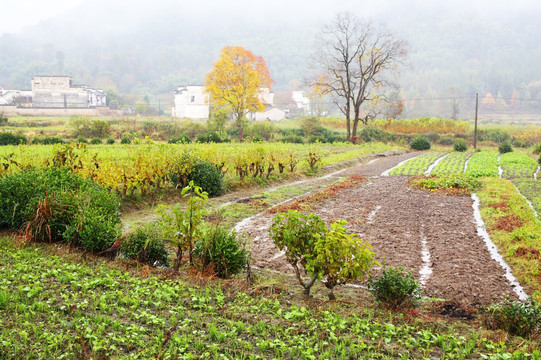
[474,93,479,149]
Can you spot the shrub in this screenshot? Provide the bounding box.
[538,153,541,166]
[106,138,115,145]
[188,160,224,197]
[300,116,324,137]
[0,115,7,125]
[156,182,207,270]
[120,224,169,267]
[359,127,394,143]
[168,134,191,144]
[312,220,377,300]
[0,132,27,145]
[196,131,224,143]
[484,297,541,338]
[76,136,88,144]
[533,143,541,155]
[120,136,131,144]
[249,121,277,141]
[32,136,64,145]
[499,141,513,154]
[368,266,422,309]
[478,128,510,144]
[0,167,121,253]
[453,139,468,152]
[90,138,102,145]
[70,117,111,138]
[194,226,247,278]
[280,135,304,144]
[438,136,455,146]
[410,136,431,150]
[270,210,328,296]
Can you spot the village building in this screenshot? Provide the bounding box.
[31,76,106,108]
[172,85,209,119]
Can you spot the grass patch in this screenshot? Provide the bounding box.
[477,177,541,301]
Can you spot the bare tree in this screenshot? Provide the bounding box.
[311,12,407,140]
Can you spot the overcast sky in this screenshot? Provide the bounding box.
[2,0,540,36]
[1,0,88,35]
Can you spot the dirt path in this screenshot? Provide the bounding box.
[238,153,519,306]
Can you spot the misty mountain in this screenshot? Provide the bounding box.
[1,0,541,118]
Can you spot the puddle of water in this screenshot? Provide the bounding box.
[535,166,540,180]
[498,155,503,178]
[424,154,448,176]
[381,155,420,176]
[471,194,529,301]
[419,225,432,288]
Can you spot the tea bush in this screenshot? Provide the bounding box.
[194,226,247,278]
[410,136,431,150]
[106,137,116,144]
[484,297,541,338]
[120,224,169,267]
[368,266,422,309]
[499,141,513,154]
[120,136,131,144]
[453,139,468,152]
[188,160,224,196]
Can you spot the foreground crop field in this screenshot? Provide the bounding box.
[0,237,538,359]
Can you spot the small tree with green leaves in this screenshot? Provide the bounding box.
[156,181,208,271]
[270,210,327,296]
[311,220,377,300]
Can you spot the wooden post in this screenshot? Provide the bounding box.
[474,93,478,149]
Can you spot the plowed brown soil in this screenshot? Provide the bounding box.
[236,152,519,306]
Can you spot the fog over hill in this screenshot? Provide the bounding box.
[1,0,541,119]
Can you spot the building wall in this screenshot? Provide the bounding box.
[173,86,209,119]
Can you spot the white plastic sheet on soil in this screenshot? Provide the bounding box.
[471,193,529,301]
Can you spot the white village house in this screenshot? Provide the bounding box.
[171,86,209,119]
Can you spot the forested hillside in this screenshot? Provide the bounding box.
[1,0,540,120]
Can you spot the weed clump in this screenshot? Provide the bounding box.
[194,226,247,278]
[368,266,422,309]
[484,296,541,338]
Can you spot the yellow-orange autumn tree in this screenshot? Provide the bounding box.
[205,46,272,141]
